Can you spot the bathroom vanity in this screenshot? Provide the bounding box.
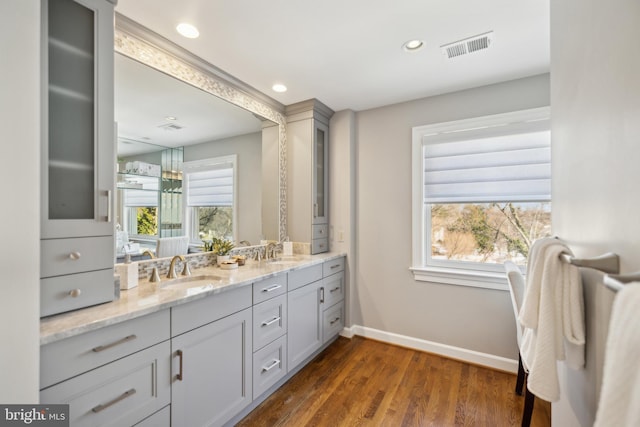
[40,254,345,427]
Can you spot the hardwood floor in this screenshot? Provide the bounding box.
[237,336,551,427]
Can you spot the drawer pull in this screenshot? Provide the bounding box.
[92,334,137,352]
[320,287,325,303]
[330,286,340,293]
[261,316,281,327]
[262,359,280,373]
[68,289,82,298]
[69,251,81,260]
[330,263,340,269]
[330,317,341,325]
[91,388,136,413]
[176,349,184,381]
[261,284,282,293]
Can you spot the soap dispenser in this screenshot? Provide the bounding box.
[118,254,139,290]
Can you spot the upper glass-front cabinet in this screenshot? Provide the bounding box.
[312,121,329,225]
[41,0,114,239]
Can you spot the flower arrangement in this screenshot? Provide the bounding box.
[202,237,235,255]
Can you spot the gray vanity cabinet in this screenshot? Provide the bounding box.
[286,100,334,254]
[39,310,171,427]
[171,287,253,427]
[40,0,116,316]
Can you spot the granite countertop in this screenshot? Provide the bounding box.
[40,252,345,345]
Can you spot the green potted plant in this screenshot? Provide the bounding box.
[202,237,235,264]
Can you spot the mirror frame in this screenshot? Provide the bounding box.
[114,14,288,241]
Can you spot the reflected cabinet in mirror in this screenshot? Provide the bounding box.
[114,15,287,262]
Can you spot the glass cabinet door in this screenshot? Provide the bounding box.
[312,122,329,225]
[42,0,114,239]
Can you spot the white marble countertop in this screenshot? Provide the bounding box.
[40,252,345,345]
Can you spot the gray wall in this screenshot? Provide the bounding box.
[551,0,640,424]
[184,132,263,244]
[351,74,550,359]
[0,0,41,402]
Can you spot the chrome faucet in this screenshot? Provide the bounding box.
[168,255,186,279]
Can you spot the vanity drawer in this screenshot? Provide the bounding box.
[322,302,344,344]
[40,269,115,318]
[41,309,170,389]
[322,272,344,308]
[253,273,287,304]
[288,263,322,291]
[171,285,252,337]
[253,294,287,350]
[40,341,171,427]
[41,236,114,278]
[312,224,328,240]
[253,335,287,399]
[311,238,328,254]
[323,257,345,277]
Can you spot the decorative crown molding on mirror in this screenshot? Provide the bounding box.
[114,13,288,241]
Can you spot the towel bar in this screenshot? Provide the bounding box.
[603,273,640,293]
[559,252,620,274]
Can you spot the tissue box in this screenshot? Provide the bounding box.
[117,263,139,290]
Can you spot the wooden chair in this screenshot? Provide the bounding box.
[504,260,535,427]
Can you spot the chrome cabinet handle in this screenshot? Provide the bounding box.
[92,334,137,353]
[330,263,340,270]
[330,286,340,293]
[69,251,81,260]
[261,284,282,293]
[261,316,281,327]
[262,359,280,373]
[330,317,341,325]
[176,350,184,381]
[91,388,136,413]
[69,289,82,298]
[106,190,112,223]
[320,287,325,303]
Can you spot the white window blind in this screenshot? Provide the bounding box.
[123,176,160,207]
[185,161,234,207]
[423,126,550,204]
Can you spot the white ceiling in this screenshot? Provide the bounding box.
[115,0,550,113]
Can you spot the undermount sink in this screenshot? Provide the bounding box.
[162,274,223,285]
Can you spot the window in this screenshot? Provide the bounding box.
[183,156,237,244]
[123,175,160,238]
[411,108,551,289]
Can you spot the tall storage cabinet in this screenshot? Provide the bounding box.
[286,100,334,254]
[40,0,116,316]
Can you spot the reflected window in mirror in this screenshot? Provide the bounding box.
[184,155,237,244]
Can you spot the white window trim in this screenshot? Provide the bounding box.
[411,107,550,290]
[183,155,238,244]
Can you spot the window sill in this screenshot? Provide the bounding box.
[410,266,508,291]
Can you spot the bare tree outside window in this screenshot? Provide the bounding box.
[431,202,551,266]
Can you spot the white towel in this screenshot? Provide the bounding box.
[156,236,189,258]
[594,283,640,427]
[519,238,585,402]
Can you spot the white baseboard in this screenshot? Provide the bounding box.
[341,325,517,373]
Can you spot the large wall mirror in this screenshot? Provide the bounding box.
[114,14,287,262]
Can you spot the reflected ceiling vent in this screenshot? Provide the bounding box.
[441,31,493,59]
[158,123,184,131]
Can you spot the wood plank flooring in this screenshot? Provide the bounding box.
[237,336,551,427]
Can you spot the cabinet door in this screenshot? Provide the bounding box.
[287,280,322,371]
[312,121,329,226]
[41,0,114,239]
[172,308,252,427]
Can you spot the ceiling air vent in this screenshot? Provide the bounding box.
[441,31,493,59]
[158,123,184,131]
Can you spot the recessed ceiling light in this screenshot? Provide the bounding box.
[402,39,424,52]
[176,23,199,39]
[165,116,177,121]
[272,83,287,93]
